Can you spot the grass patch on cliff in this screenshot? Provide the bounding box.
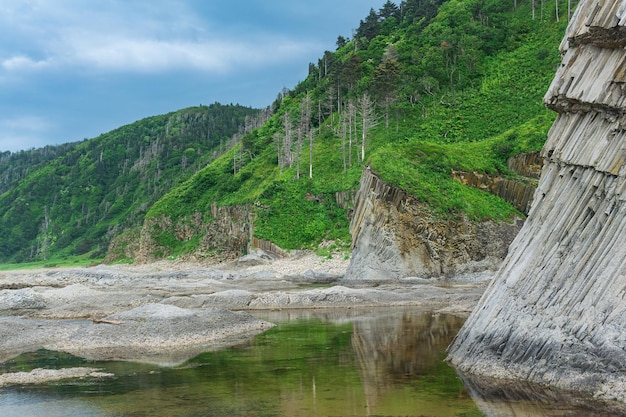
[368,142,518,221]
[367,112,553,221]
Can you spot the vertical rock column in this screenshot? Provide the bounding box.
[447,0,626,401]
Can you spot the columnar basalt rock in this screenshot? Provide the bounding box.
[451,170,537,215]
[447,0,626,401]
[451,152,543,215]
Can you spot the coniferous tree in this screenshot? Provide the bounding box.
[374,45,402,130]
[336,36,347,49]
[356,8,380,41]
[380,1,401,20]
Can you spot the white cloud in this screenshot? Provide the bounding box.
[0,115,53,131]
[2,55,52,71]
[61,34,317,74]
[0,1,320,76]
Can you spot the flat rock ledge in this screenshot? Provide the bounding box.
[0,304,274,366]
[0,252,485,370]
[0,367,114,387]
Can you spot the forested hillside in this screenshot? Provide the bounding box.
[142,0,571,260]
[0,0,573,265]
[0,104,260,263]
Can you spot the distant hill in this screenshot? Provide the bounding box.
[0,0,573,265]
[0,103,260,263]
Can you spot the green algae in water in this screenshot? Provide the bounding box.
[0,311,483,417]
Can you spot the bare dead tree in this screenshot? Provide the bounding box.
[555,0,559,21]
[357,93,378,163]
[296,125,303,179]
[348,99,356,168]
[274,132,283,175]
[281,112,293,168]
[299,93,313,178]
[338,107,348,174]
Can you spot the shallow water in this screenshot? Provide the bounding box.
[0,308,624,417]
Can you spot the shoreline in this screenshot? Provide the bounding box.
[0,251,489,384]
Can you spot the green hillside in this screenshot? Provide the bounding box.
[0,104,260,263]
[144,0,570,258]
[0,0,573,265]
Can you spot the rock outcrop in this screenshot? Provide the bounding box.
[452,152,543,215]
[344,168,522,281]
[135,203,252,263]
[451,170,537,215]
[447,0,626,401]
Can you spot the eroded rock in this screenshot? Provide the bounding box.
[345,169,522,281]
[447,0,626,402]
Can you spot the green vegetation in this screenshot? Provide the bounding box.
[0,0,573,264]
[0,104,259,263]
[146,0,569,253]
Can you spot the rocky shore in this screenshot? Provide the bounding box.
[0,251,487,385]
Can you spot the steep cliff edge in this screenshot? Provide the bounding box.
[344,169,522,281]
[135,204,252,264]
[447,0,626,401]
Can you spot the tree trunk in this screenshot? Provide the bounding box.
[555,0,559,21]
[309,130,313,179]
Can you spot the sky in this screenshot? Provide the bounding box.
[0,0,388,153]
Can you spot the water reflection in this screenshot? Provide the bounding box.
[351,311,467,414]
[0,308,479,417]
[1,308,624,416]
[457,371,626,417]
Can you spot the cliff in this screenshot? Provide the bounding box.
[451,152,543,215]
[344,168,522,281]
[447,0,626,402]
[135,203,252,263]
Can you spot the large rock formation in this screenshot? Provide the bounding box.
[447,0,626,401]
[345,168,522,281]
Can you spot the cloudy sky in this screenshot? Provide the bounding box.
[0,0,388,152]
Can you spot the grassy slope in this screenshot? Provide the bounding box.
[146,0,569,257]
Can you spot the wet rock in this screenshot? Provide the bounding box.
[108,303,197,320]
[46,304,274,364]
[284,269,342,284]
[201,290,257,309]
[0,367,114,387]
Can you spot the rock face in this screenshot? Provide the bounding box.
[345,169,522,280]
[447,0,626,401]
[135,203,252,263]
[451,169,537,215]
